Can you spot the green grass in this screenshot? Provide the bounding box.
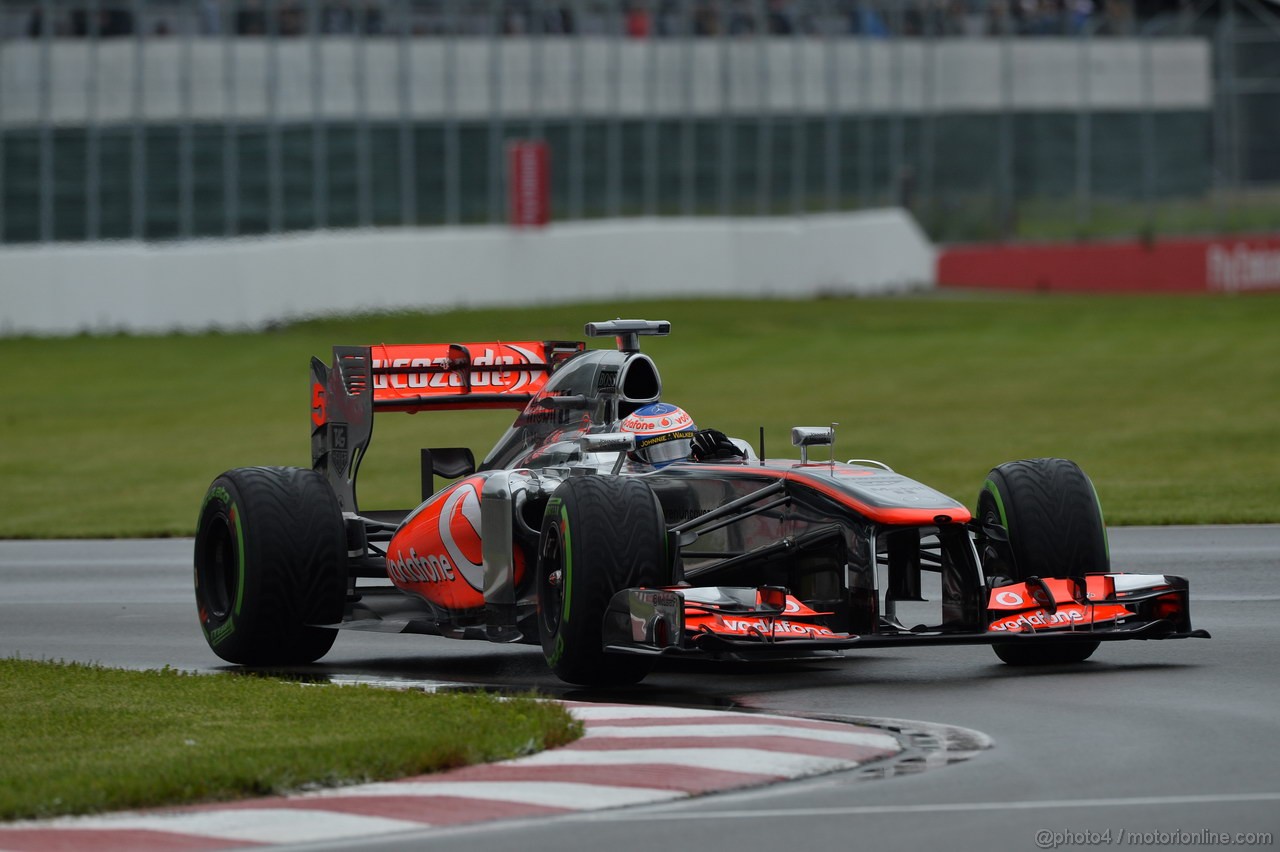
[1,294,1278,536]
[0,659,582,821]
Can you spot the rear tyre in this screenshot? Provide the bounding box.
[536,476,668,686]
[979,458,1108,666]
[194,466,348,665]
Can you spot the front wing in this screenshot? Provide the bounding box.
[602,573,1210,659]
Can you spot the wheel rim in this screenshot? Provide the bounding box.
[978,494,1013,586]
[538,526,565,639]
[196,514,237,619]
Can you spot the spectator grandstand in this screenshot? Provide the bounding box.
[0,0,1220,41]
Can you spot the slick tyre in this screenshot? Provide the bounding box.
[194,466,348,665]
[979,458,1109,666]
[536,476,668,686]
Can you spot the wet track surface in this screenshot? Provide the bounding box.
[1,526,1278,851]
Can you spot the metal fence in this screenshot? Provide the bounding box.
[1,0,1277,245]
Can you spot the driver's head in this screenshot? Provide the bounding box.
[620,403,696,468]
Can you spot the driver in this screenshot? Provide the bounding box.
[619,403,747,468]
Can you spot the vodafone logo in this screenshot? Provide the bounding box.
[387,548,456,584]
[622,404,693,434]
[989,607,1086,632]
[720,618,839,637]
[439,482,485,591]
[995,591,1024,607]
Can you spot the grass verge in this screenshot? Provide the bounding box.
[0,659,582,822]
[1,294,1278,535]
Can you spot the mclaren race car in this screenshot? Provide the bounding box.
[194,319,1209,685]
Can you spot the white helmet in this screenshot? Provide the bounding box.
[620,403,696,468]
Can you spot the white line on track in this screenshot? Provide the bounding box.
[587,791,1280,821]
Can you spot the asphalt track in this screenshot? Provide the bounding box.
[1,525,1278,851]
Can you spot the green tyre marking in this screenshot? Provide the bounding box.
[983,479,1009,528]
[559,507,572,623]
[208,617,235,647]
[201,486,231,514]
[231,503,247,618]
[1086,475,1110,561]
[548,634,565,666]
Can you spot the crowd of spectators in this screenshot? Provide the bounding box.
[8,0,1171,41]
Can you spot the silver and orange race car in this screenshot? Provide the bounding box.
[194,320,1209,685]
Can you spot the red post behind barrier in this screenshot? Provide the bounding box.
[508,140,550,229]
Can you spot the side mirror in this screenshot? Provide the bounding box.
[543,394,591,410]
[578,432,636,454]
[791,426,833,463]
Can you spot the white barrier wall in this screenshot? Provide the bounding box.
[0,209,934,337]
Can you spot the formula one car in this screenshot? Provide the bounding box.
[194,319,1209,685]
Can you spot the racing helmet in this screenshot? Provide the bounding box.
[620,403,696,468]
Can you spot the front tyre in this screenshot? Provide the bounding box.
[536,476,669,686]
[979,458,1108,666]
[194,466,348,665]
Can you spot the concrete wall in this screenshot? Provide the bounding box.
[0,209,934,336]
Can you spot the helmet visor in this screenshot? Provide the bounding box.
[634,430,695,467]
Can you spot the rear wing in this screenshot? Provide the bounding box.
[310,339,584,512]
[366,340,584,413]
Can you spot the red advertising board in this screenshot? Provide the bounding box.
[507,140,550,228]
[937,235,1280,293]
